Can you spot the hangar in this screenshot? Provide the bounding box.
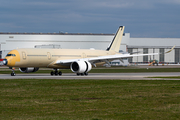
[0,32,179,64]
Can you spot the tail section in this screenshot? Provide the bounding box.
[106,26,125,52]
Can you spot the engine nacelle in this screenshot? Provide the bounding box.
[19,67,39,73]
[70,61,92,73]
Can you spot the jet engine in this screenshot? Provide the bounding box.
[70,61,92,73]
[19,67,39,73]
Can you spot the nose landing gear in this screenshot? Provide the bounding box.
[10,67,16,76]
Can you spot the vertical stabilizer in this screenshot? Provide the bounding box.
[106,26,125,52]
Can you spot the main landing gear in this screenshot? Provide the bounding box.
[50,69,62,76]
[76,72,88,76]
[50,69,89,76]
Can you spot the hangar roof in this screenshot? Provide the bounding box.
[0,32,114,36]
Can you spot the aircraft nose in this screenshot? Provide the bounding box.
[3,59,8,65]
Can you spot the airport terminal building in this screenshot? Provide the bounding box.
[0,32,180,64]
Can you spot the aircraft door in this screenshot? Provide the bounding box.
[47,52,51,60]
[22,51,26,60]
[82,53,86,58]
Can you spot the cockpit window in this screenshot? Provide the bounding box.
[6,54,16,57]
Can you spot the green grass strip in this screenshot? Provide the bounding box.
[0,79,180,119]
[148,76,180,79]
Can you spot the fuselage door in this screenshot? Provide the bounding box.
[47,52,51,60]
[82,53,86,58]
[22,51,26,60]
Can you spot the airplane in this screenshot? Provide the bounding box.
[2,26,175,76]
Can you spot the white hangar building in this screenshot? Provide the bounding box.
[0,32,180,64]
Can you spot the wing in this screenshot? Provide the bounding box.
[55,53,158,65]
[55,46,175,66]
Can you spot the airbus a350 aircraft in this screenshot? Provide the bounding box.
[2,26,175,76]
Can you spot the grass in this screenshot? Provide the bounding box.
[1,67,180,74]
[148,76,180,79]
[0,79,180,119]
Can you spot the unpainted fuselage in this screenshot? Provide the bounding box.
[5,48,118,69]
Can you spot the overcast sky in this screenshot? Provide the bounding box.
[0,0,180,38]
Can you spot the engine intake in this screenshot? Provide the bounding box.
[19,67,39,73]
[70,61,92,73]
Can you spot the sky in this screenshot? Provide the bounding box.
[0,0,180,38]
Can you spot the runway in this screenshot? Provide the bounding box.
[1,72,180,80]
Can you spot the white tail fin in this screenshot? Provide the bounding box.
[106,26,125,52]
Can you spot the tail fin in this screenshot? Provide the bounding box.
[106,26,125,52]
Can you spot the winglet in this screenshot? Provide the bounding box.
[106,26,125,52]
[165,45,175,54]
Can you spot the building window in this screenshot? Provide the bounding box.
[153,48,155,59]
[175,48,180,64]
[143,48,148,62]
[0,51,2,59]
[159,48,164,62]
[128,48,132,63]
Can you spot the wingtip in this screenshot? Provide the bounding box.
[165,45,176,54]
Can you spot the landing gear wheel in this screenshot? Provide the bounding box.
[50,71,54,76]
[84,72,88,76]
[55,71,58,76]
[58,71,62,76]
[11,73,16,76]
[76,73,88,76]
[50,70,62,76]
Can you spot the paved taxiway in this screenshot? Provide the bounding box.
[1,72,180,80]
